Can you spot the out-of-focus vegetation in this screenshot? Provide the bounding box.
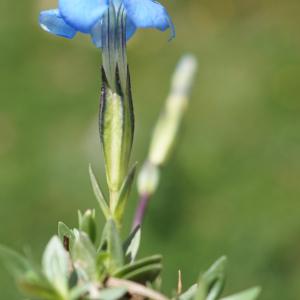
[0,0,300,299]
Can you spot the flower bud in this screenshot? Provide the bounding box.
[137,161,160,196]
[149,55,197,166]
[100,67,134,209]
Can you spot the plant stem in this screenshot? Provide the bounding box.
[106,277,169,300]
[132,193,150,229]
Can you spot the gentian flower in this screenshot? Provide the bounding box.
[39,0,175,47]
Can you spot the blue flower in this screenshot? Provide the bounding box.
[39,0,175,47]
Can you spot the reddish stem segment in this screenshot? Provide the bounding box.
[132,193,150,229]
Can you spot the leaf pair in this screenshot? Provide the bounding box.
[113,254,162,284]
[195,256,227,300]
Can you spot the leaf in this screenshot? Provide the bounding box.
[0,245,29,277]
[179,284,198,300]
[95,287,127,300]
[99,219,124,272]
[121,263,162,284]
[113,255,162,278]
[195,256,227,300]
[89,164,110,219]
[71,231,97,282]
[221,287,261,300]
[58,222,75,251]
[113,162,137,223]
[123,225,141,263]
[42,236,69,297]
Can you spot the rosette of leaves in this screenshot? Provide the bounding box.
[0,209,164,300]
[0,224,261,300]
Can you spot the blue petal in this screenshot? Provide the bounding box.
[59,0,108,33]
[126,17,137,41]
[39,9,77,39]
[123,0,175,37]
[90,19,103,48]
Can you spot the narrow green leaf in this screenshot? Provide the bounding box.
[113,255,162,278]
[101,5,117,90]
[113,162,137,222]
[89,164,110,219]
[99,219,124,272]
[116,5,128,92]
[42,236,69,297]
[122,263,162,284]
[221,287,261,300]
[71,231,97,282]
[195,256,227,300]
[123,226,141,263]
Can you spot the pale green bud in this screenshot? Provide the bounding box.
[100,68,134,207]
[149,55,197,166]
[137,161,160,196]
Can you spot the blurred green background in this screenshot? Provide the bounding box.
[1,0,300,299]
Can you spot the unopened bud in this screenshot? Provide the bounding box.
[137,161,160,196]
[148,55,197,166]
[100,68,134,204]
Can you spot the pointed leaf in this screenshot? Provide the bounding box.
[89,164,110,219]
[113,255,162,278]
[113,162,137,222]
[122,263,162,284]
[195,256,227,300]
[123,226,141,263]
[221,287,261,300]
[99,219,124,272]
